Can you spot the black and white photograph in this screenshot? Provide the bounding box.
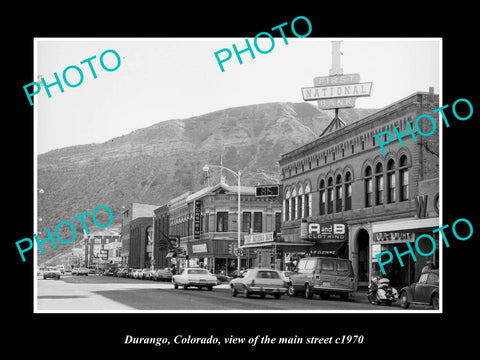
[8,6,478,356]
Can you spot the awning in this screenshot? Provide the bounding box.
[309,241,346,256]
[372,217,440,234]
[241,241,313,249]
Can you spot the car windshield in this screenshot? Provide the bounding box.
[256,271,280,279]
[188,269,210,275]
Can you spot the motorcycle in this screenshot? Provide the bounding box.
[367,277,398,305]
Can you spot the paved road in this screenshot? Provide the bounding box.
[36,275,431,312]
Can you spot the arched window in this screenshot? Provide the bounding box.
[387,159,396,203]
[297,185,304,219]
[291,188,297,220]
[365,166,373,207]
[399,155,409,201]
[327,177,334,214]
[319,180,326,215]
[345,171,352,210]
[284,189,291,221]
[335,174,342,213]
[376,162,384,205]
[304,182,311,218]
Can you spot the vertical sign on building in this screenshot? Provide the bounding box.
[194,200,201,240]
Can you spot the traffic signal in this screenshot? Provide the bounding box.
[228,243,233,255]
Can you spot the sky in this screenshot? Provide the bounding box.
[35,38,441,154]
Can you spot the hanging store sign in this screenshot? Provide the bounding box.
[191,243,208,254]
[194,200,201,240]
[244,232,274,245]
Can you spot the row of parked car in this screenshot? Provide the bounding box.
[114,267,174,281]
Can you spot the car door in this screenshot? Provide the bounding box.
[318,258,336,288]
[292,259,307,290]
[413,273,430,303]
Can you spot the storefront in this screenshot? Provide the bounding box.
[186,238,247,276]
[371,216,439,288]
[241,232,312,270]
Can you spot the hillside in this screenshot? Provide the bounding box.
[37,102,376,262]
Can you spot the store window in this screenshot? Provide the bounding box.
[399,155,409,201]
[365,166,373,207]
[242,212,251,233]
[376,162,384,205]
[327,177,334,214]
[345,171,352,211]
[335,174,342,213]
[253,212,263,233]
[387,159,396,203]
[284,188,290,221]
[217,212,228,232]
[319,180,326,215]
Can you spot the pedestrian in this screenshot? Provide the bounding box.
[422,260,434,273]
[170,264,176,275]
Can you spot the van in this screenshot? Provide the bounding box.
[287,257,357,300]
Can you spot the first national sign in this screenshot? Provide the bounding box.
[301,82,373,101]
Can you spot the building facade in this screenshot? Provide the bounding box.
[120,202,158,265]
[279,90,440,288]
[167,182,282,275]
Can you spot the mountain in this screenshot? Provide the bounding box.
[36,102,376,262]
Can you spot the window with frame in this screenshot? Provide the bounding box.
[216,212,228,232]
[291,188,297,220]
[253,212,262,233]
[327,177,334,214]
[275,212,281,233]
[242,212,251,233]
[335,174,342,213]
[319,180,326,215]
[365,166,373,207]
[399,155,409,201]
[305,183,311,218]
[345,171,352,210]
[376,162,384,205]
[387,159,396,203]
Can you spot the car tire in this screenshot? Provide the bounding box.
[173,282,178,289]
[43,276,46,279]
[274,293,281,299]
[400,291,410,309]
[431,293,439,310]
[207,286,213,291]
[260,293,266,299]
[305,284,314,299]
[231,286,238,297]
[183,285,188,290]
[287,283,297,297]
[243,286,250,298]
[320,292,330,300]
[340,293,349,301]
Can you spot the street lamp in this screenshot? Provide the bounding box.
[203,164,242,276]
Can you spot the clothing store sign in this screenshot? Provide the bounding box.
[308,222,347,241]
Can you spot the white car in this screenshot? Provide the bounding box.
[172,268,218,290]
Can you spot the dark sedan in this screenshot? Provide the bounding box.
[399,270,439,310]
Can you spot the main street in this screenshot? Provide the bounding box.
[36,275,433,312]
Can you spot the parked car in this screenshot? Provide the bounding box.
[116,268,128,277]
[72,267,89,276]
[287,257,356,300]
[399,270,439,310]
[103,268,116,276]
[132,269,144,279]
[172,268,218,290]
[43,267,61,280]
[280,271,292,282]
[230,268,287,299]
[153,268,173,281]
[214,273,233,284]
[139,268,153,280]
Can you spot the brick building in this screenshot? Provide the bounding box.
[279,89,440,288]
[167,181,282,275]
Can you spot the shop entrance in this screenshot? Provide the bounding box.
[355,228,369,286]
